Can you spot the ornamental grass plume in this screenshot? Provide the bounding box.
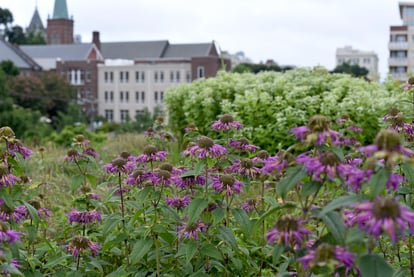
[266,215,311,248]
[298,243,357,275]
[187,136,227,159]
[211,114,243,131]
[344,197,414,242]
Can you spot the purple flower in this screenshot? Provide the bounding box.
[229,138,259,153]
[298,244,357,275]
[348,125,363,133]
[37,207,51,219]
[63,148,82,162]
[66,209,101,225]
[148,170,180,187]
[66,236,100,258]
[7,141,33,159]
[166,196,191,209]
[103,157,135,174]
[262,156,288,176]
[211,114,243,131]
[267,216,311,248]
[291,126,310,141]
[386,173,404,191]
[345,197,414,242]
[83,148,99,159]
[227,158,261,179]
[292,115,343,145]
[177,173,206,190]
[211,174,243,196]
[0,226,20,244]
[241,199,257,212]
[0,201,27,223]
[177,220,207,240]
[136,145,167,163]
[0,173,19,187]
[144,127,157,137]
[126,169,150,186]
[296,151,346,182]
[187,136,227,159]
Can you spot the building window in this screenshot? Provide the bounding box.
[125,71,129,83]
[86,71,91,82]
[120,71,124,82]
[154,71,158,82]
[110,91,114,102]
[120,110,129,123]
[170,71,174,82]
[197,66,205,78]
[104,91,108,102]
[110,72,114,83]
[363,58,371,64]
[176,71,180,82]
[120,91,124,102]
[186,71,191,83]
[141,71,145,82]
[141,91,145,103]
[136,91,140,103]
[160,71,164,83]
[104,72,108,83]
[154,91,158,103]
[136,110,145,117]
[136,71,140,82]
[160,91,164,103]
[125,91,129,102]
[105,109,114,122]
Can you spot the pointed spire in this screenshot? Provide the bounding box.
[52,0,69,19]
[27,6,45,34]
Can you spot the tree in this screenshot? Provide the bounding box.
[233,63,294,74]
[6,25,26,44]
[0,60,19,76]
[332,62,369,78]
[24,31,46,45]
[0,7,13,32]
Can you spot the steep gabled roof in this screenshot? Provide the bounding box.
[27,7,45,33]
[21,43,99,60]
[162,43,213,58]
[100,40,169,59]
[0,39,41,70]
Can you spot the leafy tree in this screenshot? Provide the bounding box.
[332,62,369,78]
[24,31,46,45]
[0,7,13,32]
[6,25,26,44]
[233,62,294,74]
[0,60,19,76]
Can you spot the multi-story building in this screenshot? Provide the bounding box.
[336,46,379,80]
[388,2,414,81]
[0,39,42,76]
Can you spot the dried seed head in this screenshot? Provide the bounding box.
[238,137,250,145]
[197,136,214,149]
[409,76,414,85]
[257,150,269,160]
[308,115,330,132]
[275,215,298,232]
[111,157,127,167]
[240,158,253,169]
[29,200,41,210]
[160,163,173,172]
[374,129,401,151]
[319,151,341,166]
[313,243,335,264]
[373,198,401,219]
[120,151,130,159]
[158,169,171,180]
[220,174,235,186]
[132,169,144,178]
[74,135,85,143]
[0,126,15,139]
[67,148,78,157]
[72,236,90,249]
[143,145,157,155]
[220,114,234,123]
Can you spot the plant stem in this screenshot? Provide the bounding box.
[76,253,81,271]
[205,160,209,198]
[409,235,414,277]
[154,233,161,277]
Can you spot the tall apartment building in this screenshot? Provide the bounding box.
[336,46,379,80]
[388,2,414,81]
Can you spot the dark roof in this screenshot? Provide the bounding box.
[27,7,45,33]
[161,43,212,58]
[21,43,94,60]
[100,41,169,59]
[53,0,69,19]
[0,40,41,70]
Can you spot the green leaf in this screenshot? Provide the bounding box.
[218,226,238,249]
[102,214,122,236]
[319,195,362,216]
[86,174,97,187]
[366,168,390,198]
[212,208,225,225]
[254,203,296,226]
[301,181,322,198]
[188,198,208,224]
[402,163,414,185]
[393,268,409,277]
[272,244,284,264]
[201,244,222,260]
[320,211,345,245]
[194,160,206,176]
[232,208,253,237]
[44,255,70,268]
[186,242,198,264]
[71,174,84,191]
[276,165,306,199]
[130,239,153,264]
[359,254,394,277]
[23,201,40,225]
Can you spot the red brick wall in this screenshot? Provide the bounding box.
[47,19,74,44]
[191,56,231,80]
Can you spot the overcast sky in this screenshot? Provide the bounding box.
[2,0,404,78]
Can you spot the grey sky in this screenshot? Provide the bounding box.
[2,0,403,79]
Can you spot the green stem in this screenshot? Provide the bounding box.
[205,160,209,198]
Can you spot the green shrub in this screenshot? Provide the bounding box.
[165,68,409,152]
[48,124,107,147]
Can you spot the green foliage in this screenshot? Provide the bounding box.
[232,62,294,74]
[0,60,19,76]
[48,124,107,146]
[332,62,369,78]
[116,106,163,133]
[165,68,408,152]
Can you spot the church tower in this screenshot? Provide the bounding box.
[46,0,73,44]
[27,6,46,38]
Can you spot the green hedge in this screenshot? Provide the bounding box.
[165,68,408,153]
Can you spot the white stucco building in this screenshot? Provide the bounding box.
[335,46,379,81]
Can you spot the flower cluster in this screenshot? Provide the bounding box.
[66,209,101,225]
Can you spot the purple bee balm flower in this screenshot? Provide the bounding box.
[348,125,363,133]
[37,207,51,219]
[177,220,208,240]
[386,173,404,191]
[298,243,357,275]
[66,236,100,258]
[229,138,259,153]
[7,141,33,159]
[148,170,180,187]
[0,173,19,187]
[144,127,157,137]
[211,114,243,131]
[82,147,99,159]
[126,169,150,186]
[293,115,343,146]
[241,199,257,212]
[166,196,191,209]
[63,148,82,162]
[0,201,27,223]
[227,158,261,179]
[0,226,20,244]
[291,126,310,141]
[136,145,167,163]
[296,151,346,181]
[345,197,414,242]
[187,136,227,159]
[211,174,243,196]
[262,156,288,176]
[103,157,135,174]
[267,215,311,248]
[66,209,101,225]
[177,174,206,190]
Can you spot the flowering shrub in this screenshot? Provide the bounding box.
[165,68,409,152]
[3,77,414,276]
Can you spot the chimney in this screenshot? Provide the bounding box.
[92,31,101,51]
